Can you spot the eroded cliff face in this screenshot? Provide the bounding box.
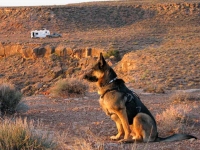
[0,42,103,59]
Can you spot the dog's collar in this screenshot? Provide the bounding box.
[108,77,117,84]
[100,77,117,87]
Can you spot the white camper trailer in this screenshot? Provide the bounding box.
[31,29,50,38]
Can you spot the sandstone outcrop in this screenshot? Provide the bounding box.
[0,42,104,59]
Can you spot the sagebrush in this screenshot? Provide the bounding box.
[143,85,165,94]
[0,83,22,115]
[103,49,121,61]
[0,117,66,150]
[50,78,88,97]
[170,91,200,103]
[156,104,192,135]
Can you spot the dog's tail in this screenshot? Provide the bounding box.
[155,134,197,142]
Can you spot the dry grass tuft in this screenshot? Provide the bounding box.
[143,85,165,94]
[170,91,200,103]
[0,117,66,150]
[67,127,107,150]
[50,78,89,97]
[170,91,189,103]
[156,104,192,135]
[74,138,104,150]
[0,83,22,115]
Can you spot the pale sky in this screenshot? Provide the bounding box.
[0,0,109,6]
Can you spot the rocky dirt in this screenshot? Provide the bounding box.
[18,88,200,150]
[0,1,200,149]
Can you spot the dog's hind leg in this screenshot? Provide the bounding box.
[132,113,157,142]
[110,114,124,140]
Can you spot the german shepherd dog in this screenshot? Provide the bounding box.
[83,53,197,143]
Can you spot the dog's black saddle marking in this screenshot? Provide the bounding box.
[123,90,141,124]
[124,90,141,113]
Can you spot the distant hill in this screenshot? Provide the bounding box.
[0,2,199,54]
[0,1,200,92]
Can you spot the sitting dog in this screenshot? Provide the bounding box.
[84,53,197,143]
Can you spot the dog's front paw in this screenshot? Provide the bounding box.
[110,135,121,140]
[110,132,123,140]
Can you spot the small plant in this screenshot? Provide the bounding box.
[50,78,88,97]
[0,117,65,150]
[0,83,22,115]
[103,49,121,61]
[170,91,200,103]
[170,91,189,103]
[73,129,105,150]
[156,104,192,135]
[143,85,165,94]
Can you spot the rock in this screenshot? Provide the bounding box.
[44,45,54,58]
[15,102,29,113]
[32,46,46,58]
[66,47,73,56]
[33,82,43,90]
[107,60,115,66]
[51,66,63,78]
[66,67,74,75]
[79,57,97,70]
[42,76,53,82]
[55,45,66,57]
[21,85,31,94]
[20,44,40,58]
[0,42,5,57]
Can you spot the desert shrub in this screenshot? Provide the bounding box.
[0,117,65,150]
[156,104,192,134]
[143,85,165,94]
[0,83,22,115]
[170,91,200,103]
[103,49,121,61]
[73,129,105,150]
[74,138,105,150]
[50,78,88,97]
[170,91,189,103]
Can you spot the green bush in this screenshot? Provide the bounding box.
[0,83,22,115]
[50,78,88,97]
[0,117,64,150]
[103,49,121,61]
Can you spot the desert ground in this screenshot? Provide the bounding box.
[0,0,200,149]
[17,88,200,149]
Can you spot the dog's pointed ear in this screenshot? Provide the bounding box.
[99,52,106,68]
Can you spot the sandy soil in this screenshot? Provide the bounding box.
[18,88,200,150]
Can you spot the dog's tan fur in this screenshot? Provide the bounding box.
[98,86,157,142]
[84,53,197,143]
